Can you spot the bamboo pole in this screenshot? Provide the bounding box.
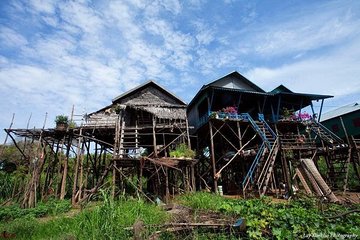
[301,158,339,202]
[72,128,83,205]
[60,138,71,200]
[209,121,218,193]
[165,167,169,203]
[1,113,15,147]
[153,116,158,158]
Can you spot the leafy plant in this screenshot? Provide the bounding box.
[169,143,195,158]
[282,108,295,120]
[68,120,77,128]
[209,111,218,119]
[0,199,71,221]
[178,192,360,239]
[54,115,69,125]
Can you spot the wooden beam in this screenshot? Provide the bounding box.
[318,99,324,121]
[209,121,218,193]
[153,116,158,158]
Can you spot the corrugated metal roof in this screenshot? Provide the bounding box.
[321,103,360,121]
[205,71,266,93]
[270,84,293,93]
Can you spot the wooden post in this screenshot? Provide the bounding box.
[237,121,242,148]
[72,128,82,205]
[60,138,71,200]
[191,164,196,192]
[165,167,169,203]
[185,167,190,192]
[153,116,158,158]
[78,140,87,199]
[351,136,360,181]
[112,161,116,199]
[209,121,218,193]
[339,117,350,145]
[0,113,15,156]
[139,159,143,192]
[55,140,64,197]
[186,117,191,149]
[318,99,324,122]
[281,153,291,196]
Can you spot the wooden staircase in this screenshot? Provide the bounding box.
[256,138,280,196]
[326,147,351,190]
[242,114,279,196]
[113,117,140,160]
[306,120,345,147]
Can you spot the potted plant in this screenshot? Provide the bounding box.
[281,108,295,121]
[55,115,69,130]
[170,143,196,159]
[209,111,218,119]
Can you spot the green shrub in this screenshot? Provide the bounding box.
[0,199,71,221]
[54,115,68,125]
[178,192,360,239]
[170,143,196,158]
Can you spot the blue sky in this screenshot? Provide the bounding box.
[1,0,360,138]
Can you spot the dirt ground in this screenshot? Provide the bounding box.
[165,204,236,225]
[335,191,360,204]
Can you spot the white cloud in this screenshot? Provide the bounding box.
[193,20,215,45]
[158,0,182,15]
[246,3,360,57]
[1,0,360,136]
[0,27,28,47]
[29,0,56,14]
[246,36,360,98]
[59,1,104,35]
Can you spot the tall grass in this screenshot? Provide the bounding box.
[177,191,227,211]
[1,191,168,239]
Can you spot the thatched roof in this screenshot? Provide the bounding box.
[89,80,188,120]
[130,105,186,120]
[113,80,186,106]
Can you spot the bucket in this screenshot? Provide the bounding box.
[218,186,223,196]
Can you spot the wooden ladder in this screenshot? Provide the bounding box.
[257,139,280,196]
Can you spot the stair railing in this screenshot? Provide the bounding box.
[258,114,277,139]
[256,138,279,194]
[242,142,266,191]
[240,113,271,149]
[311,120,344,144]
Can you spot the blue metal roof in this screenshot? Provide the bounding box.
[321,103,360,121]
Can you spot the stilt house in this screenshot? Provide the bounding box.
[6,80,196,207]
[187,71,357,198]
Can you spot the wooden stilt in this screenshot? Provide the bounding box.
[72,128,83,205]
[165,167,169,203]
[60,138,71,200]
[153,116,158,158]
[209,121,218,193]
[112,161,116,199]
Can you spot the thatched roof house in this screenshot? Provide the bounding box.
[86,81,187,127]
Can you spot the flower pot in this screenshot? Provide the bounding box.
[56,123,68,131]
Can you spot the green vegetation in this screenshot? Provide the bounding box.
[54,115,69,125]
[179,192,360,239]
[170,143,196,158]
[2,192,358,239]
[0,199,71,221]
[0,192,168,240]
